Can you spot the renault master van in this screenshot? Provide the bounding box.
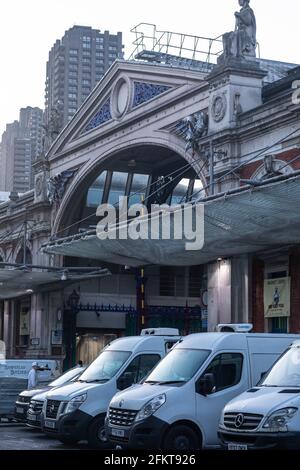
[219,340,300,450]
[106,331,300,450]
[41,329,180,448]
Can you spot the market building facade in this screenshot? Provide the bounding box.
[1,19,300,367]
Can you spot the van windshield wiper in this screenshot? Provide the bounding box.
[156,380,187,385]
[79,378,109,383]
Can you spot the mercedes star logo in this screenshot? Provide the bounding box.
[235,413,244,428]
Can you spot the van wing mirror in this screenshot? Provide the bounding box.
[196,373,216,396]
[117,372,135,391]
[259,371,268,383]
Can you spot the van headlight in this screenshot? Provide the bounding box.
[135,394,166,423]
[262,407,298,432]
[65,394,87,414]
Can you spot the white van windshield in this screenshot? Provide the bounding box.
[144,349,211,385]
[78,351,131,383]
[262,347,300,387]
[49,367,84,387]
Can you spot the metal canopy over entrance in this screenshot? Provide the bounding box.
[0,265,110,300]
[43,172,300,267]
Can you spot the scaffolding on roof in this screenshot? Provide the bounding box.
[129,23,223,64]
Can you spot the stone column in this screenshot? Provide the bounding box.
[231,255,252,324]
[207,259,232,331]
[28,293,47,358]
[252,258,265,332]
[3,300,15,357]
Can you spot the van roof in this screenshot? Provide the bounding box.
[105,335,180,352]
[176,332,300,351]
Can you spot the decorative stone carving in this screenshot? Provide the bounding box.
[221,0,256,62]
[35,175,43,198]
[83,99,112,134]
[172,111,209,153]
[233,93,243,119]
[211,93,227,123]
[42,108,62,154]
[133,82,171,108]
[111,77,132,119]
[47,170,78,205]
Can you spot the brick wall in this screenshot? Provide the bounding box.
[290,248,300,333]
[252,258,265,332]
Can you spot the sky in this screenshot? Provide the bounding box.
[1,0,300,135]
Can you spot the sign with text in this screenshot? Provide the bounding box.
[264,277,291,318]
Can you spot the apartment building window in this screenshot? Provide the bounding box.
[69,49,78,55]
[69,64,78,71]
[68,93,77,99]
[96,44,104,50]
[68,79,78,85]
[96,52,104,57]
[82,79,91,85]
[69,71,78,77]
[83,57,91,63]
[68,86,77,93]
[109,53,116,58]
[69,56,78,63]
[109,46,117,51]
[96,37,104,43]
[83,42,91,49]
[83,51,91,56]
[83,36,91,41]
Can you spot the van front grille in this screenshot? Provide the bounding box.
[224,413,263,431]
[108,407,138,427]
[29,400,44,413]
[45,400,61,419]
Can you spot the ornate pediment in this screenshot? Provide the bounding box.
[47,61,206,157]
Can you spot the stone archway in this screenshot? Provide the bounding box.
[52,139,207,237]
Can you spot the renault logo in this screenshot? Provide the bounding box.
[235,413,244,428]
[119,400,124,408]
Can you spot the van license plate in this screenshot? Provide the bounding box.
[44,420,56,429]
[111,428,125,438]
[228,443,248,451]
[16,407,24,414]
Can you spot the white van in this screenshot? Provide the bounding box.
[41,329,180,448]
[219,340,300,450]
[105,331,300,450]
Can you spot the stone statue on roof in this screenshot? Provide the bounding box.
[222,0,257,61]
[42,108,62,154]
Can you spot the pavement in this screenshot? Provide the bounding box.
[0,422,88,450]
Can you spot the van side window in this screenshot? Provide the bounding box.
[119,354,161,384]
[202,353,243,392]
[165,341,178,354]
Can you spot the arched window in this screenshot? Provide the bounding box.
[16,246,32,265]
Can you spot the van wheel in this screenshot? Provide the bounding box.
[163,425,200,450]
[88,416,109,449]
[58,437,79,446]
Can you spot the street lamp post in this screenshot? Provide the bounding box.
[63,290,80,370]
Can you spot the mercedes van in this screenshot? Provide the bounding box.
[219,340,300,450]
[41,328,180,448]
[105,330,300,450]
